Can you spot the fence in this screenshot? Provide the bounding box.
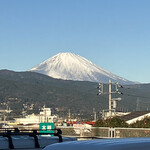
[57,126,150,138]
[115,128,150,138]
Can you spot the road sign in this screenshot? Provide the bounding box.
[39,123,55,136]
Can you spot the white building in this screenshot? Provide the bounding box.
[15,107,57,125]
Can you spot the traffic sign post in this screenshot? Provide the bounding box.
[39,123,55,136]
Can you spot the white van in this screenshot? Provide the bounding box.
[43,138,150,150]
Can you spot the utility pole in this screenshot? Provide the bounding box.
[136,98,140,111]
[93,108,97,121]
[109,80,112,117]
[68,109,71,121]
[97,80,123,118]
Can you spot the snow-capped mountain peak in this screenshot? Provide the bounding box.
[29,52,134,84]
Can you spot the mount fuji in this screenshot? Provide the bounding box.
[29,52,134,84]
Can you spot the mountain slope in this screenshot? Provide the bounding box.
[30,52,134,85]
[0,70,150,118]
[0,70,106,116]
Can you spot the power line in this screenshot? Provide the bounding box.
[123,93,150,99]
[117,84,150,99]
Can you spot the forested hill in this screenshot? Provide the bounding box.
[0,70,150,118]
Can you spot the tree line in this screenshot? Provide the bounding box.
[94,117,150,128]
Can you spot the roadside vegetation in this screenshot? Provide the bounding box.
[94,117,150,128]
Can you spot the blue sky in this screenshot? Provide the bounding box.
[0,0,150,83]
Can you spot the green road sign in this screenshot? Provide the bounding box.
[39,123,55,136]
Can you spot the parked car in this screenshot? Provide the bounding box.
[43,138,150,150]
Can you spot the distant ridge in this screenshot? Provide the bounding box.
[30,52,134,84]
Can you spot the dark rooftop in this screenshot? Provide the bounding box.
[120,111,150,121]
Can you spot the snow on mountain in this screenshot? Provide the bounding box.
[29,52,134,84]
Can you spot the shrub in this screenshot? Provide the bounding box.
[94,117,128,128]
[130,117,150,128]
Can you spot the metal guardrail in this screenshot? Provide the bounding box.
[115,128,150,138]
[57,126,109,139]
[57,126,150,139]
[0,128,62,149]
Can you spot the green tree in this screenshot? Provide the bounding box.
[94,119,105,127]
[130,117,150,128]
[94,117,128,128]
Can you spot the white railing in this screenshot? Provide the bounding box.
[57,126,150,138]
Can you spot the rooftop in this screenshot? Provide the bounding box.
[120,111,150,121]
